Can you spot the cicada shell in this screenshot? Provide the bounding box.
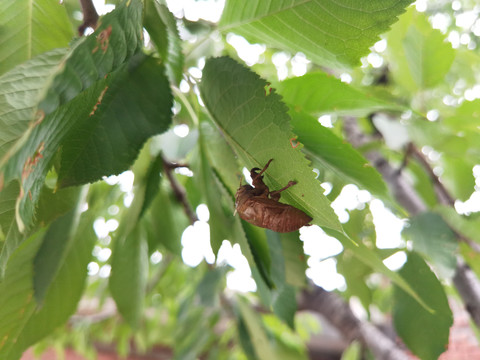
[235,159,312,233]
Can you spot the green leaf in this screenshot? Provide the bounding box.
[403,212,458,278]
[436,206,480,245]
[266,231,297,328]
[33,187,84,303]
[337,249,373,311]
[343,206,376,244]
[337,208,378,310]
[272,284,297,330]
[290,111,389,199]
[0,0,73,76]
[58,55,173,187]
[387,8,455,91]
[139,155,163,218]
[110,223,149,328]
[277,72,402,116]
[0,0,146,232]
[0,49,66,160]
[109,146,158,328]
[201,119,241,196]
[0,219,25,278]
[196,135,237,254]
[0,231,44,358]
[144,0,184,84]
[200,56,341,232]
[145,185,188,256]
[0,181,19,236]
[262,315,308,360]
[280,232,307,287]
[219,0,414,69]
[144,0,168,62]
[1,76,105,233]
[403,18,455,89]
[196,267,226,307]
[324,228,433,312]
[393,252,452,360]
[36,184,86,226]
[174,282,217,359]
[236,296,276,360]
[242,223,273,288]
[341,341,362,360]
[242,234,273,301]
[406,160,438,208]
[8,208,97,358]
[444,99,480,131]
[174,309,212,359]
[237,315,257,360]
[439,155,475,202]
[38,0,143,114]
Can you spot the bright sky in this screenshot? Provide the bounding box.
[87,0,480,293]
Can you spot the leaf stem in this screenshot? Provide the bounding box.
[172,86,199,126]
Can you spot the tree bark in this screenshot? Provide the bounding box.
[299,286,410,360]
[453,261,480,326]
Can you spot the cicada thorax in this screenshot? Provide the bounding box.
[234,159,312,233]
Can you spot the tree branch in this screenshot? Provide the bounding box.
[343,116,480,328]
[454,260,480,326]
[343,118,427,215]
[403,143,480,253]
[78,0,99,36]
[162,156,198,225]
[405,142,456,206]
[299,286,410,360]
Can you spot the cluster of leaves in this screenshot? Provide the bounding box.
[0,0,479,359]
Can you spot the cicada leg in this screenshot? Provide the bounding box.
[250,158,273,179]
[269,181,297,201]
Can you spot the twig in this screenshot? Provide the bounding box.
[454,260,480,326]
[406,142,456,206]
[161,156,198,224]
[78,0,99,36]
[163,160,190,170]
[299,286,410,360]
